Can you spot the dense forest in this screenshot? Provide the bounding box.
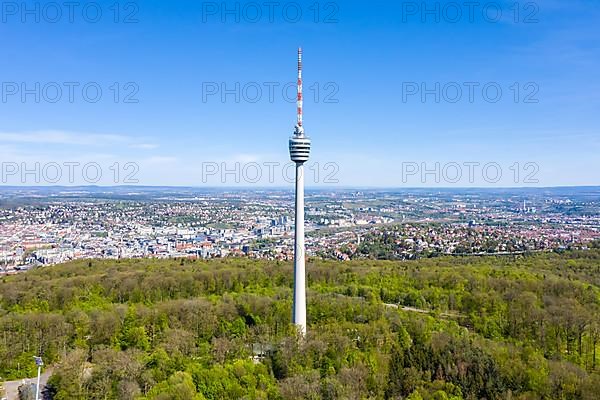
[1,250,600,399]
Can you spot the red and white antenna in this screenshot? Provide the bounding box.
[296,47,304,132]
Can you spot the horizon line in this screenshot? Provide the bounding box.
[1,185,600,191]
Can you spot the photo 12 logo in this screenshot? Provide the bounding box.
[400,2,539,24]
[401,161,540,184]
[202,81,339,104]
[1,82,140,104]
[0,2,140,23]
[1,161,140,184]
[402,82,540,104]
[201,161,339,184]
[201,1,339,23]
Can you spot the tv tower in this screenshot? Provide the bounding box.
[289,47,311,335]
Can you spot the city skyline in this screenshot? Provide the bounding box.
[2,185,599,275]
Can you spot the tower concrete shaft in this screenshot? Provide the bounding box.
[293,162,306,335]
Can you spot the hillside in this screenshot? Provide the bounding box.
[1,252,600,399]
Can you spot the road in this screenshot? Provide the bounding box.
[2,369,52,400]
[385,303,462,318]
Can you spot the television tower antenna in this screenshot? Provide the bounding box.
[289,47,311,336]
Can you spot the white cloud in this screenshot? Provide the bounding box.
[130,143,159,150]
[0,130,159,150]
[140,156,178,164]
[0,130,130,146]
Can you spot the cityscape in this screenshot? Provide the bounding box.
[1,186,598,274]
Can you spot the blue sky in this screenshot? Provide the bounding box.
[0,0,598,187]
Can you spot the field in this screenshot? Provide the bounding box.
[1,250,600,399]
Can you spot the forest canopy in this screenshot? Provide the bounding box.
[1,250,600,399]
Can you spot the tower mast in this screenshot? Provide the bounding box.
[289,47,311,336]
[297,47,303,130]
